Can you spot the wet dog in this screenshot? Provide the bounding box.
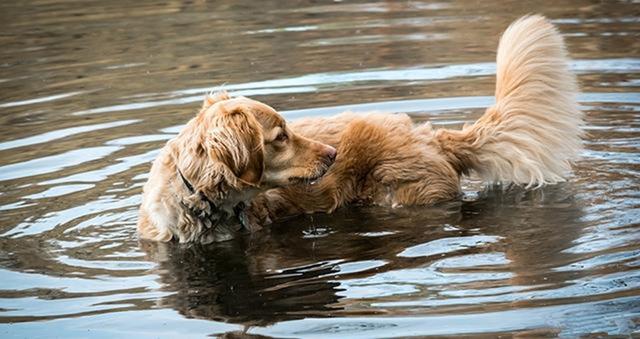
[137,92,336,243]
[248,15,584,223]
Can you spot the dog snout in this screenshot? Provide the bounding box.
[323,146,337,166]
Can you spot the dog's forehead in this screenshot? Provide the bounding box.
[236,97,285,129]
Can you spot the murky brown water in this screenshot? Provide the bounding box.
[1,1,639,337]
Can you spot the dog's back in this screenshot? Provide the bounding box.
[246,15,584,223]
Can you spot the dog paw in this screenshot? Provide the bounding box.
[239,200,272,232]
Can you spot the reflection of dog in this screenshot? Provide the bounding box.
[139,237,342,328]
[249,15,583,223]
[139,187,585,334]
[137,208,453,329]
[137,92,336,243]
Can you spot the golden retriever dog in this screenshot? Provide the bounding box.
[137,92,337,243]
[247,15,583,224]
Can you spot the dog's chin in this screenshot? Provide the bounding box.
[262,173,322,188]
[288,175,322,186]
[287,167,329,186]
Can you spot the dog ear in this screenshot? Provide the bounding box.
[207,108,264,187]
[201,90,231,111]
[238,141,264,187]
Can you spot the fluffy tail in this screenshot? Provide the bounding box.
[435,15,583,187]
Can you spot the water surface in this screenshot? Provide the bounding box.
[1,0,639,337]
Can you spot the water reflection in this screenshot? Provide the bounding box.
[142,239,342,326]
[135,185,613,336]
[133,184,640,337]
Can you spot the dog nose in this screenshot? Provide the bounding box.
[326,146,337,163]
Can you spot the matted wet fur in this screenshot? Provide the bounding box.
[138,93,336,243]
[247,15,584,224]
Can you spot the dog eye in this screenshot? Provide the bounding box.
[275,132,288,142]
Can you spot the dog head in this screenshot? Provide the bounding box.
[177,92,336,190]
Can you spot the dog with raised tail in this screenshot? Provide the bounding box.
[247,15,584,223]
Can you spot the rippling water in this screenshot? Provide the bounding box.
[1,1,639,337]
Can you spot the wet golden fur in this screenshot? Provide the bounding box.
[138,92,336,243]
[248,15,584,223]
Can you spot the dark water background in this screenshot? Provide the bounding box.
[1,0,639,337]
